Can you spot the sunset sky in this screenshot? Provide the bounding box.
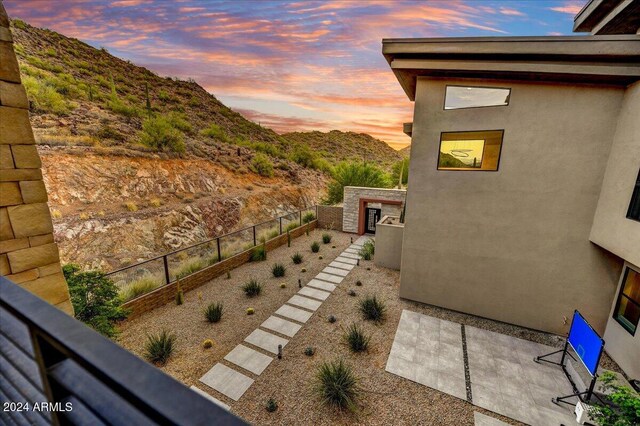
[5,0,586,149]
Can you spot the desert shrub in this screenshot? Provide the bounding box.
[359,240,375,260]
[304,346,315,356]
[251,244,267,261]
[246,307,255,315]
[291,252,303,264]
[391,158,410,186]
[344,323,370,352]
[314,359,359,411]
[51,209,62,219]
[322,233,332,244]
[145,329,176,365]
[265,398,278,413]
[311,242,320,253]
[325,162,390,205]
[285,221,298,232]
[63,264,127,338]
[124,201,138,212]
[140,116,185,153]
[267,229,280,240]
[107,98,139,117]
[175,259,204,279]
[149,198,162,207]
[591,371,640,426]
[290,144,316,167]
[328,315,337,323]
[119,276,163,302]
[158,90,171,102]
[204,302,224,323]
[202,339,214,349]
[272,263,286,277]
[201,123,229,142]
[167,112,192,134]
[359,295,386,323]
[96,125,125,141]
[302,212,316,223]
[22,75,71,114]
[251,153,274,177]
[243,279,263,297]
[12,19,27,30]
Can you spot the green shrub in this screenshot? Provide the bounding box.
[175,259,205,280]
[291,252,303,264]
[158,90,171,102]
[304,346,315,356]
[265,398,278,413]
[285,221,298,232]
[359,295,386,323]
[107,98,139,117]
[145,329,176,365]
[591,371,640,426]
[140,116,185,153]
[359,240,375,260]
[22,75,71,114]
[311,242,320,253]
[251,244,267,261]
[322,233,332,244]
[271,263,286,278]
[167,112,192,134]
[325,162,390,205]
[12,19,27,30]
[345,323,370,352]
[242,279,263,297]
[200,123,229,142]
[204,302,224,323]
[302,212,316,223]
[314,359,359,411]
[63,264,127,338]
[392,158,410,186]
[328,315,337,323]
[119,276,162,302]
[251,153,274,177]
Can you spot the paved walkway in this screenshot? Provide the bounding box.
[386,310,576,425]
[192,235,371,407]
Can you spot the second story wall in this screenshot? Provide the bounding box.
[590,81,640,267]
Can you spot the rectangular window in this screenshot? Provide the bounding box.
[438,130,504,171]
[626,168,640,222]
[444,86,511,110]
[613,267,640,335]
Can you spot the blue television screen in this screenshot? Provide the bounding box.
[567,311,604,376]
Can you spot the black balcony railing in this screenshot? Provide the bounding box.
[0,276,246,425]
[106,205,318,303]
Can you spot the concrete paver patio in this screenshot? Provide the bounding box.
[199,363,254,401]
[306,279,336,292]
[287,294,322,311]
[244,329,289,354]
[274,304,313,323]
[298,286,331,301]
[260,315,302,338]
[224,344,273,375]
[328,260,354,270]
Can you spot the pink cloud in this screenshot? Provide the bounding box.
[549,2,583,15]
[499,7,525,16]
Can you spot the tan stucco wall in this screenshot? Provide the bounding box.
[400,77,624,335]
[590,81,640,267]
[0,6,72,313]
[374,216,403,270]
[603,262,640,378]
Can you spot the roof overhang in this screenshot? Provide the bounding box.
[574,0,640,35]
[382,35,640,101]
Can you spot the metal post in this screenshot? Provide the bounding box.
[216,238,222,262]
[253,225,257,246]
[279,217,283,234]
[277,344,283,359]
[163,255,170,285]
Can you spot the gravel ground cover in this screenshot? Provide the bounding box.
[118,231,622,425]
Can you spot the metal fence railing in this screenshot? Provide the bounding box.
[107,205,318,302]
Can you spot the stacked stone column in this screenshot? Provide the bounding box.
[0,3,72,314]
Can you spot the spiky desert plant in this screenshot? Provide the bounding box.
[322,233,332,244]
[359,240,375,260]
[344,323,370,353]
[314,359,359,411]
[204,302,223,323]
[272,263,286,278]
[304,346,315,356]
[302,212,316,223]
[291,252,303,264]
[242,279,263,297]
[251,243,267,261]
[359,295,386,323]
[265,398,278,412]
[145,329,176,365]
[311,242,320,253]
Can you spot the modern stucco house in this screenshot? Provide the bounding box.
[383,0,640,377]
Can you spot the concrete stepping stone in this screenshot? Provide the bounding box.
[190,386,230,410]
[244,329,288,354]
[224,344,273,375]
[275,304,313,323]
[316,272,343,284]
[261,316,301,338]
[322,266,349,277]
[199,363,253,401]
[340,252,361,260]
[474,412,510,426]
[345,248,359,254]
[307,279,336,292]
[329,261,354,271]
[287,294,322,311]
[298,286,331,301]
[335,256,358,265]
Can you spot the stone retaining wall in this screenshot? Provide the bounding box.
[0,6,72,314]
[342,186,406,234]
[122,221,317,319]
[317,205,343,230]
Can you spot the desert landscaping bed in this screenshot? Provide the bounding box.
[118,231,622,425]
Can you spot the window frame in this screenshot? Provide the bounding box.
[613,266,640,336]
[443,85,512,111]
[626,168,640,222]
[436,129,505,172]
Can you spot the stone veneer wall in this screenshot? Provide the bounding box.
[123,220,317,319]
[0,5,73,314]
[316,205,343,230]
[342,186,406,233]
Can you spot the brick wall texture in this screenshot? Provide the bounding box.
[342,186,406,233]
[317,205,343,230]
[123,221,317,319]
[0,5,73,314]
